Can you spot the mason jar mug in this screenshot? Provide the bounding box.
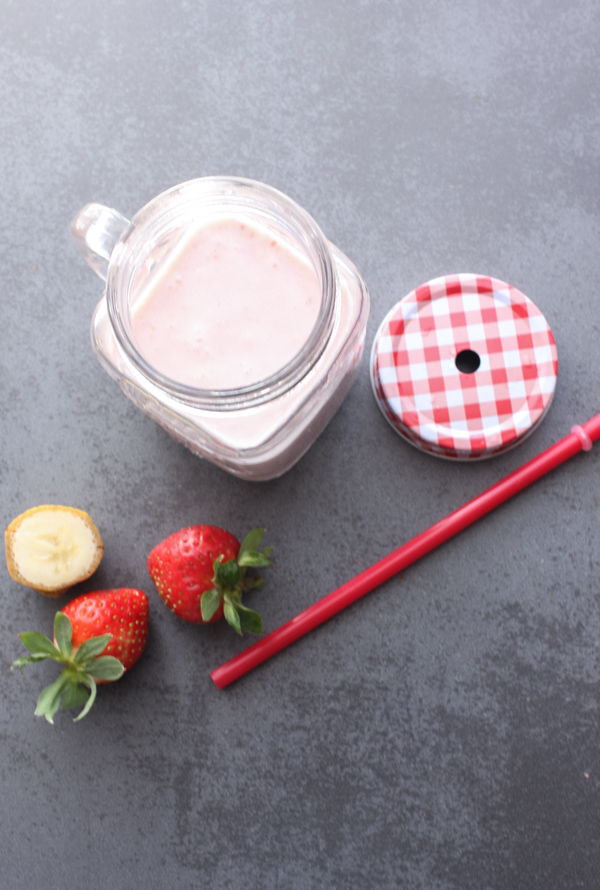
[71,177,370,480]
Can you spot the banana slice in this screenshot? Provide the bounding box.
[5,505,104,597]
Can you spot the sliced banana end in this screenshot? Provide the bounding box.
[5,505,104,597]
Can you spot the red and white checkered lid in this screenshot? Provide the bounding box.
[370,274,558,459]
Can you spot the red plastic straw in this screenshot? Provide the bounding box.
[211,415,600,689]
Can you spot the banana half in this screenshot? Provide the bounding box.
[5,505,104,597]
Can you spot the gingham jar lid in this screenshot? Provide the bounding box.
[370,274,558,459]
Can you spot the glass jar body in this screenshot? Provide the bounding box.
[74,178,370,480]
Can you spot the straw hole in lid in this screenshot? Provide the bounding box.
[455,349,481,374]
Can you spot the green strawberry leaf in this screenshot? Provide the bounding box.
[217,559,241,590]
[89,656,125,682]
[61,682,90,711]
[223,599,242,635]
[235,602,263,634]
[73,676,97,722]
[19,632,60,659]
[238,548,274,568]
[11,653,53,671]
[201,588,222,622]
[241,575,264,594]
[238,528,266,555]
[14,609,130,723]
[34,673,71,725]
[72,634,112,666]
[54,612,73,658]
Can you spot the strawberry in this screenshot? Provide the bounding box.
[12,588,149,724]
[147,525,273,635]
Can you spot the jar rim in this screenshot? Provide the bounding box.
[106,177,336,410]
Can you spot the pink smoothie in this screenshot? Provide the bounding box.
[131,217,322,390]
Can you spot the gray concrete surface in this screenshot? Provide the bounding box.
[1,1,599,888]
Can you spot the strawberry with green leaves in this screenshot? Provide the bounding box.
[147,525,273,634]
[12,588,149,723]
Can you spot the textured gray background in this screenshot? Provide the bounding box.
[1,1,599,888]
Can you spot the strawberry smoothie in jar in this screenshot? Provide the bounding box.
[71,177,370,480]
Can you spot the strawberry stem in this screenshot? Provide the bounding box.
[12,613,124,724]
[206,529,273,635]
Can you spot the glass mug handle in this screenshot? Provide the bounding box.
[70,203,130,281]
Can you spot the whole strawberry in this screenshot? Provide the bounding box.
[12,588,149,723]
[148,526,273,634]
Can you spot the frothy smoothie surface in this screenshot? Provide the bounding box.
[131,217,322,390]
